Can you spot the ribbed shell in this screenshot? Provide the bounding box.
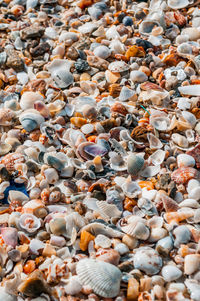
[76,259,122,298]
[96,201,121,219]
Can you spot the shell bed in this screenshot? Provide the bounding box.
[0,0,199,300]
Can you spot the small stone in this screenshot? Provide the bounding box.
[127,278,139,300]
[20,26,45,40]
[161,265,182,282]
[6,49,24,72]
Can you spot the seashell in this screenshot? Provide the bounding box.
[177,154,195,168]
[108,61,129,73]
[114,243,129,255]
[161,194,179,212]
[178,85,200,96]
[171,167,199,184]
[19,109,45,132]
[18,270,50,297]
[19,213,41,234]
[187,143,200,168]
[130,71,148,83]
[189,187,200,200]
[44,168,59,184]
[20,92,43,110]
[64,277,82,295]
[173,225,191,247]
[150,116,170,131]
[96,201,121,219]
[172,133,189,148]
[127,153,144,175]
[148,150,165,166]
[95,234,111,249]
[1,227,18,247]
[0,143,12,155]
[76,259,122,298]
[168,0,190,9]
[96,248,120,265]
[177,42,193,57]
[184,254,200,275]
[81,222,123,238]
[119,86,135,102]
[110,153,127,171]
[121,177,142,198]
[161,265,182,282]
[139,165,161,178]
[132,222,150,240]
[49,217,67,236]
[185,279,200,301]
[156,236,173,255]
[134,247,162,275]
[148,227,167,242]
[80,230,95,251]
[77,142,108,160]
[147,133,163,149]
[139,20,160,36]
[182,111,196,128]
[165,210,194,224]
[94,45,111,59]
[0,108,16,126]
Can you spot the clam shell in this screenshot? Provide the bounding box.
[148,150,165,166]
[177,154,195,168]
[19,213,41,234]
[0,143,12,156]
[147,133,163,149]
[168,0,189,9]
[127,153,144,175]
[139,20,160,36]
[108,61,129,73]
[140,165,161,178]
[161,265,182,282]
[134,247,162,275]
[76,259,122,298]
[20,92,43,110]
[19,109,45,132]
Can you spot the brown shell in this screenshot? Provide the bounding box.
[2,152,25,172]
[171,167,199,184]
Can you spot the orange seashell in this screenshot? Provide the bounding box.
[125,45,145,60]
[23,260,36,274]
[127,278,139,301]
[163,53,181,66]
[111,102,128,116]
[179,245,190,257]
[174,12,186,27]
[87,135,97,143]
[171,167,199,184]
[140,82,163,91]
[190,228,200,243]
[78,0,93,9]
[109,84,121,97]
[96,248,120,265]
[138,118,149,126]
[79,230,95,251]
[124,197,137,212]
[70,117,87,127]
[2,152,25,172]
[138,292,152,301]
[164,211,194,224]
[138,181,154,190]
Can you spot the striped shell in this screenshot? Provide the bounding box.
[76,259,122,298]
[2,152,25,172]
[171,167,199,184]
[96,201,121,219]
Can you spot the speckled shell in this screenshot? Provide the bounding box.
[2,152,25,172]
[76,259,122,298]
[171,167,199,184]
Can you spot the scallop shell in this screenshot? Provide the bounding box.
[171,167,199,184]
[76,259,122,298]
[96,201,121,219]
[19,213,41,234]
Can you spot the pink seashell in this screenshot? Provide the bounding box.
[187,143,200,168]
[171,167,199,184]
[1,227,18,247]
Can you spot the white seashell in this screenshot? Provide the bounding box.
[109,39,125,54]
[179,198,199,208]
[148,150,165,165]
[185,279,200,301]
[194,208,200,223]
[140,165,161,177]
[44,168,59,184]
[147,133,163,149]
[134,247,162,275]
[106,25,120,40]
[79,23,98,34]
[161,265,182,282]
[76,259,122,298]
[148,216,163,228]
[142,188,157,201]
[121,178,142,198]
[8,190,29,203]
[178,85,200,96]
[182,111,196,127]
[65,276,82,295]
[59,31,79,43]
[149,227,167,242]
[81,222,123,238]
[168,0,189,9]
[139,20,160,36]
[188,187,200,200]
[19,213,41,233]
[94,46,111,59]
[96,201,122,219]
[182,28,200,41]
[20,92,43,110]
[108,61,129,73]
[171,133,189,148]
[114,243,129,255]
[150,116,170,131]
[184,254,200,275]
[130,70,148,83]
[176,97,191,110]
[187,179,200,194]
[177,154,195,168]
[119,86,135,102]
[0,287,17,301]
[95,235,111,248]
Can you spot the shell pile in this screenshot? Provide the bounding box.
[0,0,199,300]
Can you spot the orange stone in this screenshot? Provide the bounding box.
[127,278,139,300]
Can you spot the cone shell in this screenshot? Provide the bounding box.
[76,258,122,298]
